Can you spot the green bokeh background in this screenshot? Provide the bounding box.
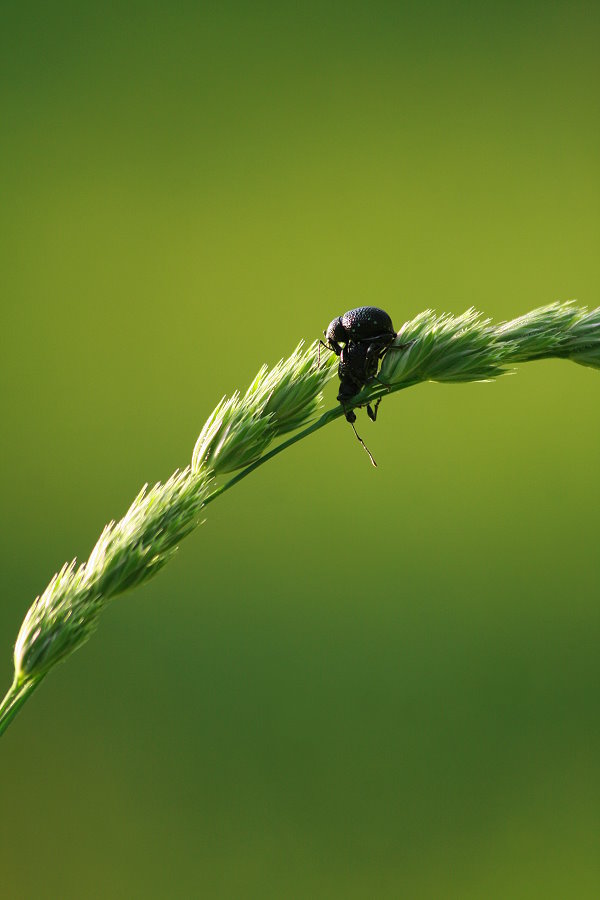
[1,2,599,897]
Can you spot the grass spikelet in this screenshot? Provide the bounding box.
[381,308,507,385]
[14,468,212,682]
[1,301,598,737]
[191,341,336,474]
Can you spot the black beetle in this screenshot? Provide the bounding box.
[321,306,404,466]
[322,305,401,422]
[324,306,396,356]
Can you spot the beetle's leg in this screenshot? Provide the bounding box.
[318,339,331,367]
[355,333,395,348]
[367,397,382,422]
[318,338,341,367]
[383,339,416,355]
[322,338,341,356]
[365,341,381,364]
[373,374,391,389]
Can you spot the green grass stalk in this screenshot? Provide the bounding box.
[1,301,599,738]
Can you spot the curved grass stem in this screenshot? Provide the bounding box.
[1,301,599,738]
[204,378,421,507]
[0,676,45,738]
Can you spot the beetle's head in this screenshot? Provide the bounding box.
[324,316,346,352]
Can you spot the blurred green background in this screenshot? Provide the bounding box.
[1,2,599,897]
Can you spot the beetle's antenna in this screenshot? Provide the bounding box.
[318,339,333,368]
[349,420,377,467]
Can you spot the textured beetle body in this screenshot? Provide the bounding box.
[324,306,396,356]
[321,305,405,464]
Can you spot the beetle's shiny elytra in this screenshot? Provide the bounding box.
[324,306,396,356]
